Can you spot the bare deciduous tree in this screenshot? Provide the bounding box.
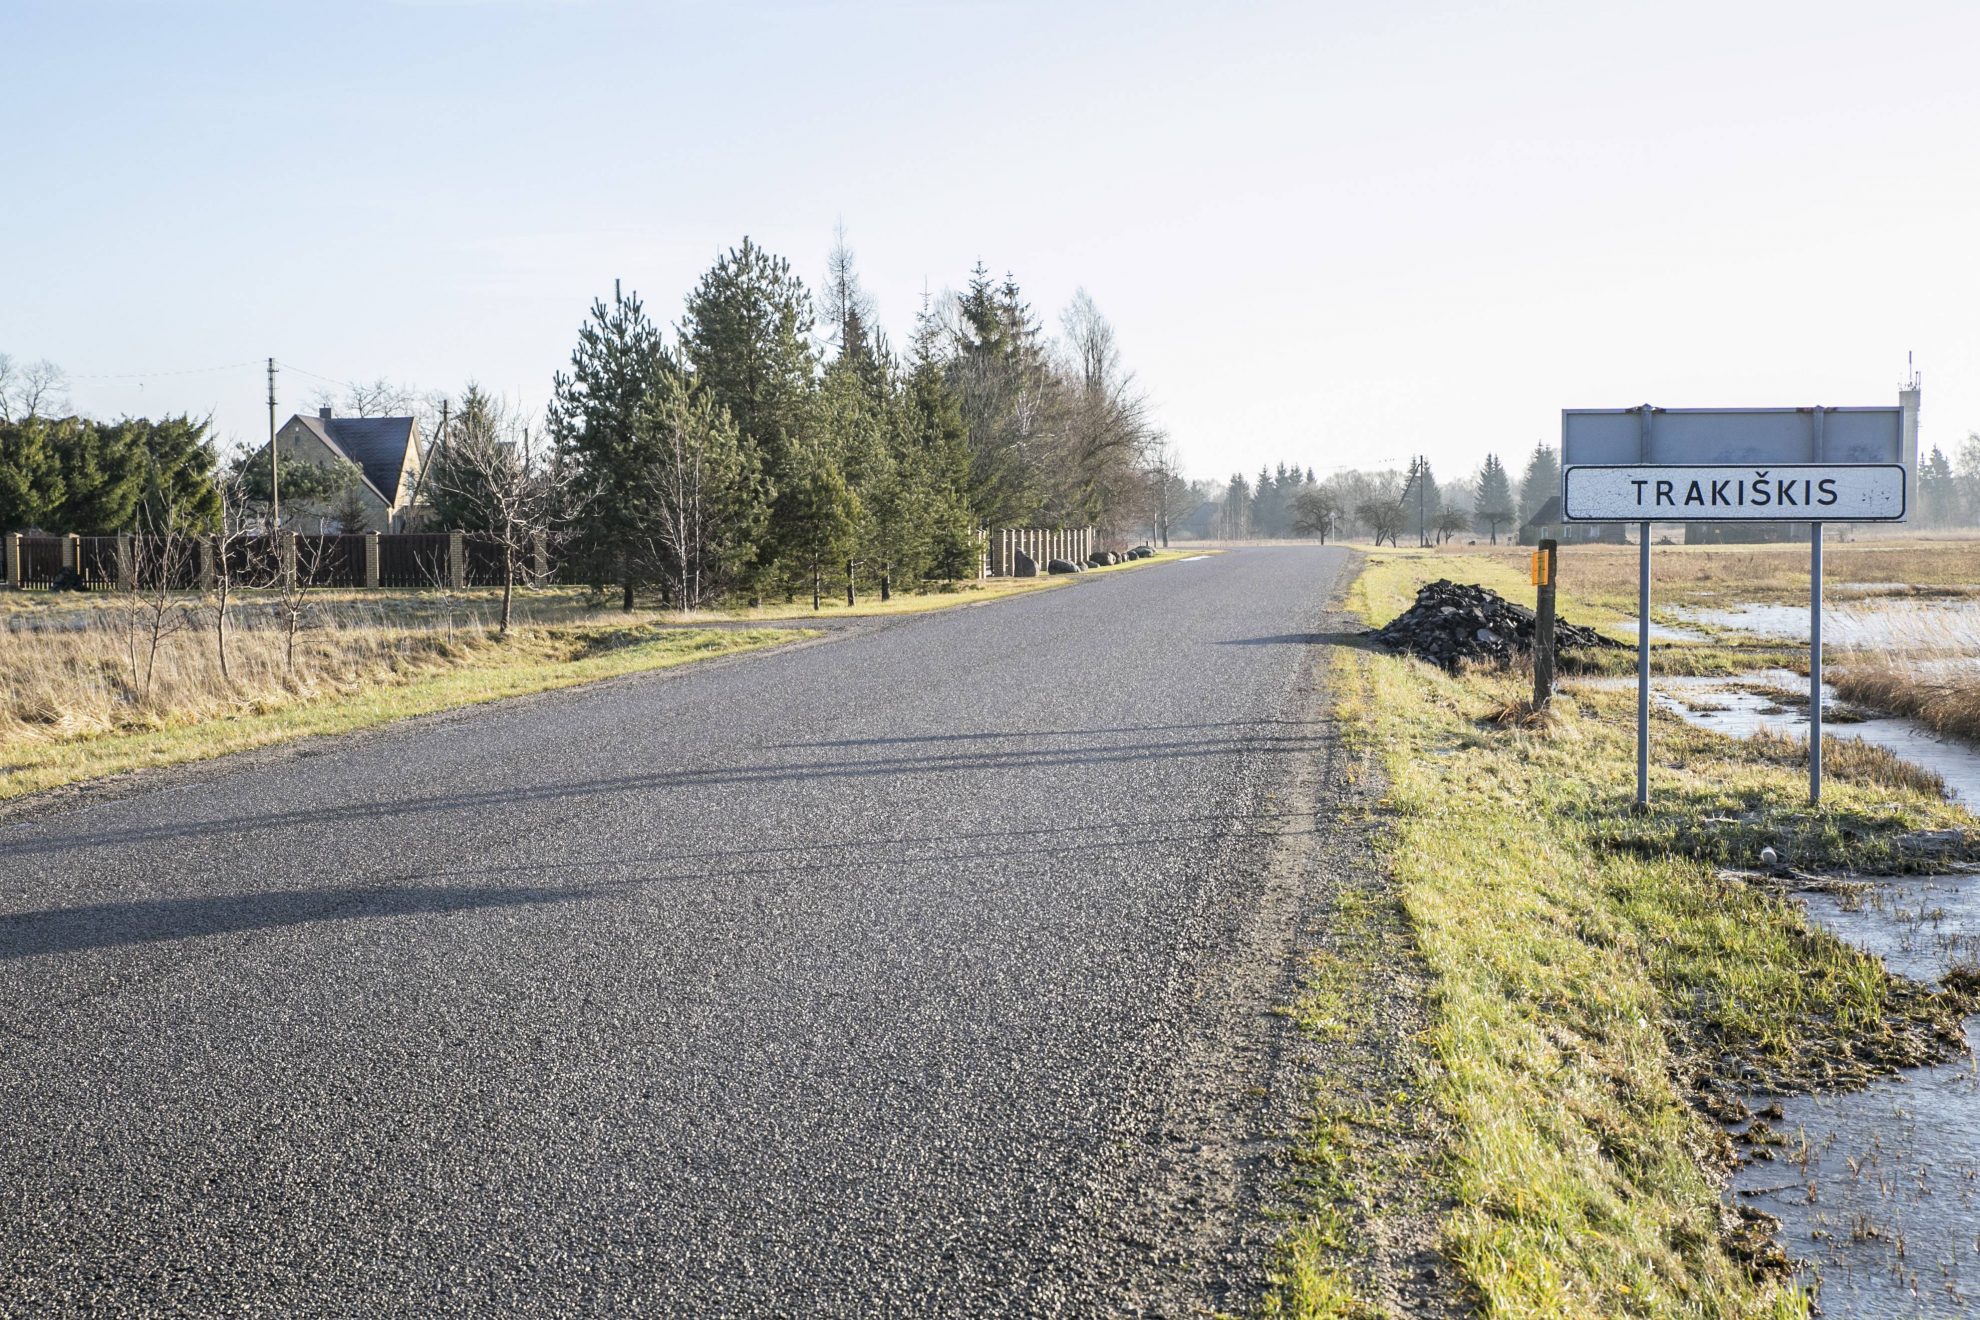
[426,399,575,634]
[0,355,69,422]
[123,501,199,704]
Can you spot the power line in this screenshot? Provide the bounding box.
[275,362,359,389]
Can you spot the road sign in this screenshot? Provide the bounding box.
[1563,464,1907,522]
[1556,398,1919,812]
[1561,405,1906,469]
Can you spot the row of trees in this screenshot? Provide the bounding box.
[0,414,221,535]
[1917,438,1980,528]
[1209,444,1564,545]
[543,234,1162,607]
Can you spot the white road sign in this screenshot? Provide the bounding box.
[1563,463,1907,522]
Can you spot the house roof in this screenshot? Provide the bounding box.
[1519,495,1563,530]
[292,414,417,504]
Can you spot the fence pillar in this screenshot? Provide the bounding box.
[280,532,298,590]
[62,535,77,572]
[197,536,215,591]
[115,534,135,591]
[447,531,466,590]
[364,532,382,589]
[4,533,18,589]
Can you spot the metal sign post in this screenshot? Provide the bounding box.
[1637,523,1651,808]
[1810,522,1823,804]
[1562,402,1913,809]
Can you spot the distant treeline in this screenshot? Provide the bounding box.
[1918,437,1980,528]
[1204,445,1563,545]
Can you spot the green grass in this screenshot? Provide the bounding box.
[1267,551,1978,1318]
[0,624,807,801]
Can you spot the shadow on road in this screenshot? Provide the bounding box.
[0,884,588,960]
[0,722,1335,863]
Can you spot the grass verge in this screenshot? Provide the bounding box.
[1271,551,1978,1318]
[0,624,806,802]
[652,548,1200,621]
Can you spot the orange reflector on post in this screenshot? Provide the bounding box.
[1530,551,1547,586]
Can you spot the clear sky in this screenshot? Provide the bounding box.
[4,0,1977,486]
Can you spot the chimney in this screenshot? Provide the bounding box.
[319,406,333,420]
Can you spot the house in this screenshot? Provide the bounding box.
[1518,495,1628,546]
[271,407,425,530]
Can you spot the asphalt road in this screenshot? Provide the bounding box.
[1,545,1357,1318]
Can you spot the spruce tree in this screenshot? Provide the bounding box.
[1518,443,1562,538]
[549,283,675,607]
[1473,453,1515,543]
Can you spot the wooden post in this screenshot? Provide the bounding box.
[364,532,382,589]
[846,558,856,607]
[1532,538,1558,708]
[447,531,466,590]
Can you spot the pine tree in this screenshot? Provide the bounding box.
[1518,443,1562,540]
[680,237,817,474]
[681,237,820,578]
[549,283,676,607]
[779,438,860,610]
[1473,453,1515,544]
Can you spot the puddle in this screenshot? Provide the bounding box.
[1675,600,1977,647]
[1575,670,1980,809]
[1730,872,1980,1317]
[1606,615,1710,643]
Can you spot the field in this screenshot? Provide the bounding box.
[0,553,1193,802]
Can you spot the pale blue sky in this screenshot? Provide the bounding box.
[5,0,1977,483]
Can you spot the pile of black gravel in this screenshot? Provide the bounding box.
[1368,579,1623,671]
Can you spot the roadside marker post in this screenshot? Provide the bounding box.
[1561,402,1914,809]
[1531,539,1558,709]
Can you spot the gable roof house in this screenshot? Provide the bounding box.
[271,407,425,531]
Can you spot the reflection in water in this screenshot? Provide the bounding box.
[1673,599,1976,645]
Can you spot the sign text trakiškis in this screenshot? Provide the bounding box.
[1563,463,1907,522]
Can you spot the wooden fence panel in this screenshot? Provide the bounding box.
[17,536,64,589]
[377,533,452,589]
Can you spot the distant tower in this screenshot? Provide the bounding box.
[1899,353,1922,512]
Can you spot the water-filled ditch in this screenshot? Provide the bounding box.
[1570,667,1980,1313]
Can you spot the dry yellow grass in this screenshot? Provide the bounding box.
[0,591,584,743]
[1410,534,1980,613]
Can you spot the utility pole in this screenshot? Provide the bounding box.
[267,357,280,531]
[1409,457,1425,546]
